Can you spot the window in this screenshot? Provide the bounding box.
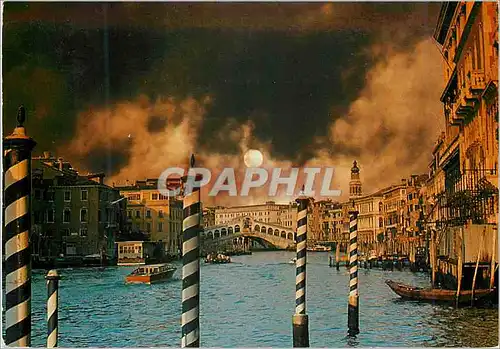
[127,210,132,218]
[81,190,88,201]
[80,209,88,223]
[136,210,140,218]
[119,246,123,253]
[63,209,71,223]
[146,222,151,232]
[61,228,70,237]
[64,191,71,202]
[158,223,163,232]
[159,210,163,218]
[128,194,140,201]
[34,211,42,224]
[46,190,55,202]
[146,210,151,218]
[152,193,158,200]
[98,210,102,222]
[80,228,88,237]
[47,209,55,223]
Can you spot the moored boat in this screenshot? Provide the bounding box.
[385,279,494,304]
[125,263,176,284]
[289,257,297,264]
[205,253,231,264]
[307,245,332,252]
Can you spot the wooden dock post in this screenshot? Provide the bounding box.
[181,155,202,348]
[293,193,310,347]
[3,106,37,347]
[347,209,359,337]
[46,270,60,348]
[471,227,486,306]
[335,243,340,270]
[455,227,463,308]
[490,225,497,289]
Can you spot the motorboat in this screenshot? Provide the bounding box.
[307,245,332,252]
[125,263,176,284]
[205,253,231,264]
[289,257,297,264]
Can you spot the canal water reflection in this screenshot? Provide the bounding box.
[21,251,499,347]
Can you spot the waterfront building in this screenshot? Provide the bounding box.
[403,174,429,237]
[431,1,498,290]
[352,190,385,247]
[381,183,406,241]
[317,200,344,242]
[32,152,126,259]
[114,179,183,255]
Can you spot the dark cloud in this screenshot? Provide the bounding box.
[2,2,440,175]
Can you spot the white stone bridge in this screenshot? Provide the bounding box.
[203,216,296,250]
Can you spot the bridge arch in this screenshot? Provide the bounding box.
[228,227,233,234]
[274,229,279,236]
[207,231,213,239]
[268,228,273,234]
[287,232,293,240]
[281,231,286,238]
[221,228,227,236]
[261,226,266,233]
[214,230,220,238]
[254,224,260,232]
[235,225,240,233]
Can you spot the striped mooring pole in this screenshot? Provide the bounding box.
[348,209,360,336]
[181,155,202,347]
[46,270,61,348]
[3,106,36,347]
[293,192,309,347]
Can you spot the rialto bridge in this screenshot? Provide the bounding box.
[202,216,296,250]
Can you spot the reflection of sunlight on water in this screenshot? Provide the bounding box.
[14,252,498,347]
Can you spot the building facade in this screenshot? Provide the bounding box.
[32,153,125,259]
[115,179,183,255]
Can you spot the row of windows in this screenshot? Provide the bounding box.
[119,246,142,254]
[34,208,114,224]
[127,209,182,219]
[59,228,88,237]
[34,189,90,202]
[127,193,170,201]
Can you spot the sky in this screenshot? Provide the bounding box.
[3,2,446,205]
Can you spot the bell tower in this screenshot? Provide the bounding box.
[349,160,362,200]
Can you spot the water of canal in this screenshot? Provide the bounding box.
[18,251,500,347]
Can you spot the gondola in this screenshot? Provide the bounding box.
[385,279,494,304]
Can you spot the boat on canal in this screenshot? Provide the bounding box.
[125,263,176,284]
[385,279,495,304]
[307,245,332,252]
[205,253,231,264]
[289,257,297,264]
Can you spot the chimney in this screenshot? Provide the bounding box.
[58,158,64,171]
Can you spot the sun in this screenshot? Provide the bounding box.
[244,149,264,168]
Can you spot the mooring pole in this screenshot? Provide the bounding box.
[3,106,36,347]
[348,209,360,336]
[293,191,309,347]
[181,155,202,347]
[335,242,340,270]
[46,270,60,348]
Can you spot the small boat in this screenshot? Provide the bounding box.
[205,253,231,264]
[125,263,176,284]
[385,280,494,304]
[307,245,332,252]
[289,257,297,264]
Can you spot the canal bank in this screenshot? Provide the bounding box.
[7,251,498,347]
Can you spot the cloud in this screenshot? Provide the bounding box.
[305,38,444,198]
